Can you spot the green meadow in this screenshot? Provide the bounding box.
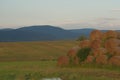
[0,41,120,80]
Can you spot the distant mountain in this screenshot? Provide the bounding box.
[0,25,80,42]
[69,28,95,37]
[69,29,120,38]
[0,28,14,31]
[17,25,79,39]
[0,25,119,42]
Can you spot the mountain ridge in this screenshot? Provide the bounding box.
[0,25,119,42]
[0,25,79,42]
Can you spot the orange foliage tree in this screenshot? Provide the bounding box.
[57,30,120,67]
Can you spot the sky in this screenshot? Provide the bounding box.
[0,0,120,30]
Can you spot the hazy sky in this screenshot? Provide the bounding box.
[0,0,120,29]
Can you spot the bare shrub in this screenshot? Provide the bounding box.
[105,39,120,53]
[104,30,117,39]
[84,55,94,63]
[114,47,120,56]
[96,55,108,64]
[74,56,79,65]
[92,48,107,57]
[91,39,102,50]
[67,46,80,58]
[57,56,69,67]
[109,56,120,66]
[90,30,102,41]
[117,32,120,39]
[79,40,90,48]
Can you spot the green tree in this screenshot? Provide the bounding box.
[77,35,87,41]
[77,47,91,63]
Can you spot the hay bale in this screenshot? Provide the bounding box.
[109,56,120,66]
[92,48,107,57]
[91,39,102,50]
[79,40,91,48]
[57,56,69,67]
[96,55,108,64]
[67,46,80,58]
[90,30,102,41]
[85,55,94,63]
[104,30,117,39]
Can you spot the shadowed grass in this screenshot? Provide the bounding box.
[0,61,120,80]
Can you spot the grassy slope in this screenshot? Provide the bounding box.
[0,61,120,80]
[0,41,120,80]
[0,41,79,61]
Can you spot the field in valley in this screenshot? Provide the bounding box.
[0,41,120,80]
[0,41,79,61]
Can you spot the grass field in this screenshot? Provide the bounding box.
[0,41,120,80]
[0,61,120,80]
[0,41,79,61]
